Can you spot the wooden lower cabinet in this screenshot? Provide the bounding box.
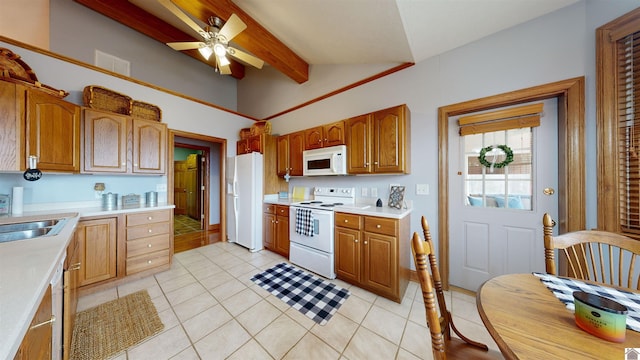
[125,209,172,275]
[263,204,290,257]
[335,212,410,303]
[63,232,81,360]
[14,287,53,360]
[76,217,117,287]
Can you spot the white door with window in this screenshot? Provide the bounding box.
[449,99,558,292]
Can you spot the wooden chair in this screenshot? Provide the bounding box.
[412,231,502,360]
[543,213,640,290]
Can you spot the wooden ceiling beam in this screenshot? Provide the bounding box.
[173,0,309,83]
[74,0,245,79]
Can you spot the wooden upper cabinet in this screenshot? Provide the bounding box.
[83,109,128,173]
[345,114,373,174]
[304,121,345,150]
[237,134,264,155]
[277,131,305,177]
[26,89,81,172]
[346,105,410,174]
[0,81,23,171]
[82,108,167,175]
[132,118,166,174]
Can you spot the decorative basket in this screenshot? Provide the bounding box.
[83,85,132,115]
[0,47,68,98]
[239,128,252,140]
[250,121,271,136]
[131,100,162,121]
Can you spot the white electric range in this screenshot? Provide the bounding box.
[289,187,356,279]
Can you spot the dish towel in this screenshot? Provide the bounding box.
[295,208,314,237]
[534,272,640,332]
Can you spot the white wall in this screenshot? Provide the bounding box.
[238,0,640,245]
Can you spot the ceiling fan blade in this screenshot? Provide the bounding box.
[215,55,232,75]
[227,46,264,69]
[218,14,246,42]
[167,41,204,51]
[158,0,210,40]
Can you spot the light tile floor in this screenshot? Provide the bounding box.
[77,242,500,360]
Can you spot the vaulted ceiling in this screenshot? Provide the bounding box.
[74,0,580,84]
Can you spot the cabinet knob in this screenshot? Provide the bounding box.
[376,224,381,228]
[355,239,358,243]
[364,241,368,245]
[344,219,348,223]
[134,163,138,167]
[121,162,126,166]
[148,216,153,220]
[147,244,152,248]
[374,161,378,165]
[147,260,152,264]
[148,229,153,233]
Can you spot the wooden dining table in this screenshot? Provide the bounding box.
[476,273,640,359]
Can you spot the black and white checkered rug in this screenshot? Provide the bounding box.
[250,263,350,325]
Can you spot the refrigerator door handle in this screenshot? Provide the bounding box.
[233,195,239,242]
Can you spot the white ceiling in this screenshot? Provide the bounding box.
[131,0,580,66]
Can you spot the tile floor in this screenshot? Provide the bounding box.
[77,242,500,360]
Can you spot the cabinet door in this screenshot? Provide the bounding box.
[76,218,117,287]
[132,119,166,174]
[323,121,345,147]
[362,231,397,298]
[82,109,128,173]
[237,139,248,154]
[63,233,80,360]
[14,287,52,360]
[289,131,305,176]
[345,114,372,174]
[335,227,361,284]
[276,135,289,176]
[304,126,324,150]
[276,215,290,257]
[0,82,22,171]
[372,105,408,173]
[263,212,276,250]
[249,135,263,153]
[26,90,80,172]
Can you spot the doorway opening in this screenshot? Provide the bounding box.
[438,77,586,290]
[169,130,227,253]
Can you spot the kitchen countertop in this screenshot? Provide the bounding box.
[0,203,174,360]
[264,195,412,219]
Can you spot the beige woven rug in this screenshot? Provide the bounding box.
[70,290,164,360]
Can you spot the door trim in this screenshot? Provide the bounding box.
[168,130,227,240]
[438,77,585,289]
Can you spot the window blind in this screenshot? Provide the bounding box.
[618,30,640,234]
[458,103,543,136]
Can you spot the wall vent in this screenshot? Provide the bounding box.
[94,50,130,76]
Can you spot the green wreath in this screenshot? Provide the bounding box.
[478,145,514,168]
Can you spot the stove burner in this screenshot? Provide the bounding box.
[333,202,344,206]
[310,201,322,203]
[320,204,335,207]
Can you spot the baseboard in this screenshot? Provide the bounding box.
[208,223,220,232]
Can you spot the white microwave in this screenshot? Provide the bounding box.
[303,145,348,176]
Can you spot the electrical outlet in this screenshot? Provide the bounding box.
[371,187,378,197]
[156,183,167,192]
[361,187,368,197]
[416,183,429,195]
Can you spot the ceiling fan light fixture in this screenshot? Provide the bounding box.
[213,43,227,57]
[198,45,213,60]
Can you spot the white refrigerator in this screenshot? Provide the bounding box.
[228,152,263,252]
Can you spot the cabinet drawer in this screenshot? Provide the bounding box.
[126,248,171,275]
[364,216,397,236]
[335,213,362,230]
[127,234,170,258]
[263,204,276,214]
[126,209,171,226]
[127,222,170,240]
[276,205,289,217]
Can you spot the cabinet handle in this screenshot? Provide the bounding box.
[69,263,81,271]
[31,315,56,329]
[376,224,381,229]
[147,244,152,248]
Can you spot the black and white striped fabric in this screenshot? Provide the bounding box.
[534,272,640,332]
[251,263,350,325]
[295,208,314,237]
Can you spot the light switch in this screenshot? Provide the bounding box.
[416,184,429,195]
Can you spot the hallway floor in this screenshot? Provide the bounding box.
[77,242,499,359]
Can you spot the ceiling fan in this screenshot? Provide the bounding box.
[158,0,264,75]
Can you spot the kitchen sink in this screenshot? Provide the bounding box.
[0,218,68,243]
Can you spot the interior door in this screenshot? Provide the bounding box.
[449,99,558,292]
[173,161,187,215]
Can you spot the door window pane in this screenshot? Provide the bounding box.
[464,128,533,210]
